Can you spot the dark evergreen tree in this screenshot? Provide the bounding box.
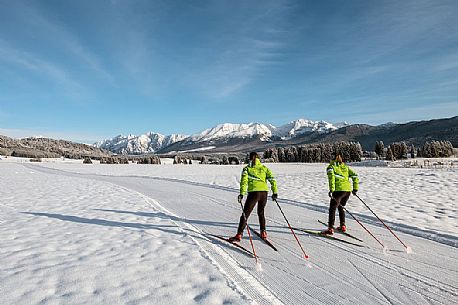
[374,141,385,159]
[410,145,416,158]
[386,147,395,161]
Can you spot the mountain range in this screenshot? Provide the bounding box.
[1,117,456,159]
[95,116,458,154]
[95,133,187,155]
[95,119,341,154]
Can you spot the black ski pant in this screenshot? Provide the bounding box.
[237,191,268,235]
[328,191,351,228]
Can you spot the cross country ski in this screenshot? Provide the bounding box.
[317,220,364,242]
[249,225,278,251]
[207,234,255,257]
[292,227,365,248]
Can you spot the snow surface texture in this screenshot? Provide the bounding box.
[35,161,458,240]
[0,164,245,304]
[1,160,457,304]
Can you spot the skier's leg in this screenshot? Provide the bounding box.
[328,192,338,228]
[257,191,268,232]
[338,192,351,226]
[237,192,257,234]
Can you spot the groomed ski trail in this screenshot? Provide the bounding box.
[26,164,458,305]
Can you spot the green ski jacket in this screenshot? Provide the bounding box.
[240,158,278,195]
[327,160,359,192]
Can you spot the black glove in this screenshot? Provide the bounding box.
[352,190,358,196]
[272,193,278,201]
[328,191,333,198]
[237,194,243,203]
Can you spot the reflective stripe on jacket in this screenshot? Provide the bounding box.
[240,158,278,195]
[327,160,359,192]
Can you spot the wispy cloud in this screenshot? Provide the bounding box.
[0,39,85,98]
[185,1,291,99]
[19,2,115,84]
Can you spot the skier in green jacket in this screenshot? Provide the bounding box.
[322,152,359,235]
[229,152,278,242]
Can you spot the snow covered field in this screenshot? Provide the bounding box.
[35,159,458,239]
[1,159,457,304]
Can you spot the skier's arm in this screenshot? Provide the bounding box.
[240,167,248,195]
[266,167,278,194]
[327,165,335,192]
[348,167,359,191]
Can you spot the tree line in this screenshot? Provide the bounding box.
[263,142,363,163]
[375,140,454,160]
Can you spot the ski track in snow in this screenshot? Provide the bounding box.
[1,161,457,304]
[0,163,247,305]
[32,162,458,240]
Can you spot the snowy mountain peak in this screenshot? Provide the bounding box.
[190,122,273,142]
[96,118,339,154]
[95,132,187,155]
[272,118,337,139]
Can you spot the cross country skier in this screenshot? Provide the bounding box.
[228,152,278,242]
[322,152,359,235]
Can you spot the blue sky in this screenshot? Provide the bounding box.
[1,0,457,143]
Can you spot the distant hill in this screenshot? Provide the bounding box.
[161,116,458,153]
[289,116,458,150]
[0,135,112,159]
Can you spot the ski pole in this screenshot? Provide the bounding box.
[274,199,309,260]
[332,195,385,248]
[341,205,385,248]
[355,194,409,249]
[238,201,258,262]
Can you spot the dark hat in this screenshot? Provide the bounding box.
[249,151,259,159]
[333,151,343,158]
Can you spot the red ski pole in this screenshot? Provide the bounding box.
[355,194,409,250]
[341,206,385,248]
[275,199,309,260]
[238,201,258,263]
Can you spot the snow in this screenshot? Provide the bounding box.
[0,163,246,305]
[94,118,339,154]
[32,161,458,239]
[189,123,274,142]
[271,119,338,139]
[189,119,338,142]
[95,132,187,154]
[1,159,457,304]
[179,146,217,153]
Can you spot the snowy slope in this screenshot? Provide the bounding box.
[272,119,338,139]
[189,120,338,142]
[95,132,187,154]
[189,123,274,142]
[4,161,457,305]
